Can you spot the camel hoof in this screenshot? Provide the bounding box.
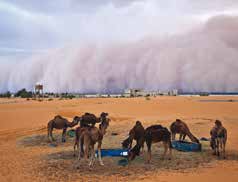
[99,162,104,166]
[146,161,151,164]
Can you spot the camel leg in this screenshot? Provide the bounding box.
[98,141,104,166]
[78,139,82,161]
[172,133,176,140]
[146,140,152,163]
[162,141,168,160]
[49,128,55,142]
[179,133,183,141]
[168,143,172,160]
[182,134,186,140]
[223,140,226,159]
[74,140,78,157]
[215,139,219,156]
[84,144,89,161]
[62,128,67,142]
[141,143,145,154]
[47,127,51,142]
[80,140,84,157]
[89,145,95,167]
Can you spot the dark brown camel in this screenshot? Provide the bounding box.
[210,120,227,158]
[47,115,80,142]
[74,112,109,157]
[77,118,110,167]
[80,112,108,127]
[127,124,172,163]
[122,121,145,152]
[170,119,200,143]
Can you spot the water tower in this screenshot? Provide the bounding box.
[35,84,44,98]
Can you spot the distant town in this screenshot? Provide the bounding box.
[1,84,238,99]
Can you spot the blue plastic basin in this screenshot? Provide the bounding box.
[95,149,129,157]
[171,140,201,152]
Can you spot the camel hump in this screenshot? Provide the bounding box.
[73,116,81,121]
[83,113,96,118]
[54,115,63,119]
[176,119,182,123]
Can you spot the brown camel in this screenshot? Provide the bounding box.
[47,115,80,142]
[170,119,200,143]
[122,121,145,152]
[80,112,108,127]
[210,120,227,158]
[74,112,109,157]
[144,125,172,163]
[127,124,172,163]
[77,118,110,167]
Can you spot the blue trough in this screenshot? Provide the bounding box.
[171,140,202,152]
[95,149,129,158]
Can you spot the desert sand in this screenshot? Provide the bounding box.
[0,96,238,182]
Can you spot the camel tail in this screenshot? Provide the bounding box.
[167,130,172,148]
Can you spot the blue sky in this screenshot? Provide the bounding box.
[1,1,238,93]
[1,0,238,61]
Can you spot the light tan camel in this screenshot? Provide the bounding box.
[210,120,227,158]
[170,119,200,143]
[47,115,80,142]
[78,118,110,167]
[74,112,109,157]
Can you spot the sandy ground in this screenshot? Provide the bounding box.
[0,96,238,182]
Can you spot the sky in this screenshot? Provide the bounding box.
[1,0,238,93]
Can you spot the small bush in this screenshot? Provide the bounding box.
[145,96,151,100]
[15,88,32,98]
[0,91,11,98]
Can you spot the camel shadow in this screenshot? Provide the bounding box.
[17,134,74,147]
[45,150,75,160]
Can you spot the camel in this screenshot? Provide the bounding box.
[144,125,172,163]
[77,118,110,167]
[122,121,145,152]
[170,119,200,143]
[126,124,172,163]
[47,115,80,142]
[80,112,108,127]
[210,120,227,158]
[74,112,109,157]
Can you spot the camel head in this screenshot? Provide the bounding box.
[99,112,108,122]
[99,118,110,135]
[215,120,222,128]
[73,116,81,124]
[136,120,142,126]
[128,144,141,161]
[122,137,132,149]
